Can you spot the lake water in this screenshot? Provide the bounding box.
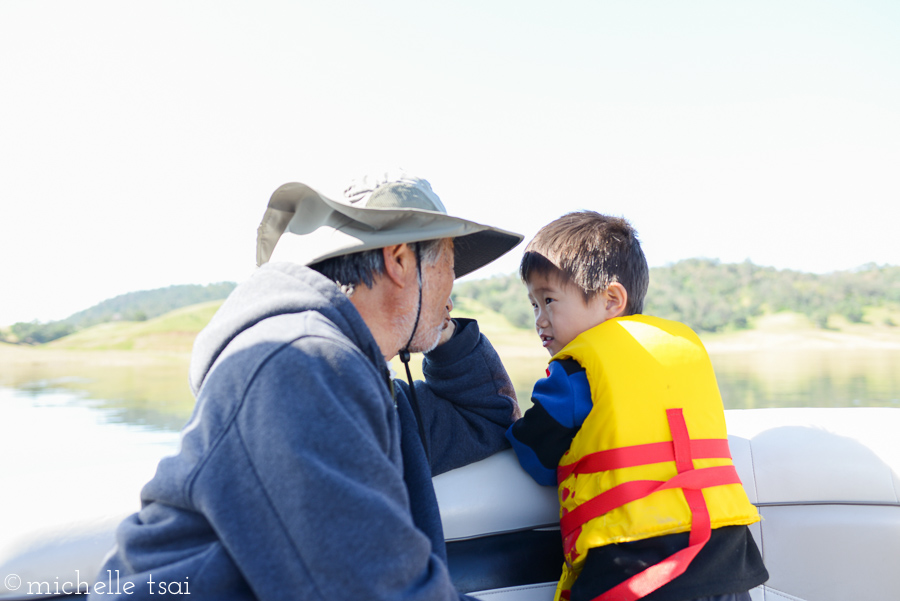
[0,385,182,551]
[711,348,900,409]
[1,348,898,555]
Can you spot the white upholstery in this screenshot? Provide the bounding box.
[756,504,900,600]
[0,514,123,599]
[725,408,900,505]
[732,408,900,601]
[434,448,559,541]
[438,407,900,601]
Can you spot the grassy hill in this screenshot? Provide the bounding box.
[14,284,900,364]
[453,261,900,334]
[47,301,223,352]
[6,258,900,412]
[5,294,900,418]
[37,296,534,355]
[6,260,899,346]
[4,283,235,344]
[703,310,900,353]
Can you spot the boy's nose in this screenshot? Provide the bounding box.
[534,309,549,329]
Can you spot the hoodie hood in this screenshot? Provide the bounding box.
[189,262,383,396]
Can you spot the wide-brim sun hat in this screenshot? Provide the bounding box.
[256,172,523,279]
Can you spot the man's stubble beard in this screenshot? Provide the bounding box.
[391,281,444,355]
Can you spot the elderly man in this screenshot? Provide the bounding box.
[91,173,523,601]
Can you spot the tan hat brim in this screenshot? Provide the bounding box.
[257,182,523,278]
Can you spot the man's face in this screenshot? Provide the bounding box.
[408,239,455,353]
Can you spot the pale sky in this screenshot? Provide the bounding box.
[1,0,898,326]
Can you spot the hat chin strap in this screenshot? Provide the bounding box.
[398,244,430,461]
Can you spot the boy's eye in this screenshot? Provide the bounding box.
[545,298,554,304]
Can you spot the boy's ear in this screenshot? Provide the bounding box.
[605,282,629,318]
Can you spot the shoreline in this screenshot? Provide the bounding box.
[6,321,900,361]
[702,326,900,354]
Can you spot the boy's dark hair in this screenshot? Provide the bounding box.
[519,211,649,315]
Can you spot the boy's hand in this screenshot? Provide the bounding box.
[435,298,456,347]
[437,317,456,346]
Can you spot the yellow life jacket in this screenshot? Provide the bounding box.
[552,315,760,601]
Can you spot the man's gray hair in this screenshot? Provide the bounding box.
[309,239,447,296]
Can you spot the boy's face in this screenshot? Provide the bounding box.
[526,271,617,356]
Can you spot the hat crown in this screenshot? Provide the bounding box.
[368,182,446,212]
[343,173,447,214]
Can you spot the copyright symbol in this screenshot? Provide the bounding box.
[4,573,21,590]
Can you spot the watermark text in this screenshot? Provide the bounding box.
[4,570,190,595]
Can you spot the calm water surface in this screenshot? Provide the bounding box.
[0,384,182,545]
[711,349,900,409]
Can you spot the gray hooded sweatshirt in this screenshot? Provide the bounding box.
[91,262,519,600]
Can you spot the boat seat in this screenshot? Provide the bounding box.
[434,407,900,601]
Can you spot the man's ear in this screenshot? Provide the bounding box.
[382,244,414,288]
[605,282,629,318]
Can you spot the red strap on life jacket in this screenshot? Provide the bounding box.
[559,408,742,601]
[556,438,733,485]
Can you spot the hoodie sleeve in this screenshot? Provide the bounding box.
[190,333,464,601]
[394,318,521,476]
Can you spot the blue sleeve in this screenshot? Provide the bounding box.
[506,360,592,486]
[393,318,521,476]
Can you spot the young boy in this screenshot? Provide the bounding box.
[507,212,768,601]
